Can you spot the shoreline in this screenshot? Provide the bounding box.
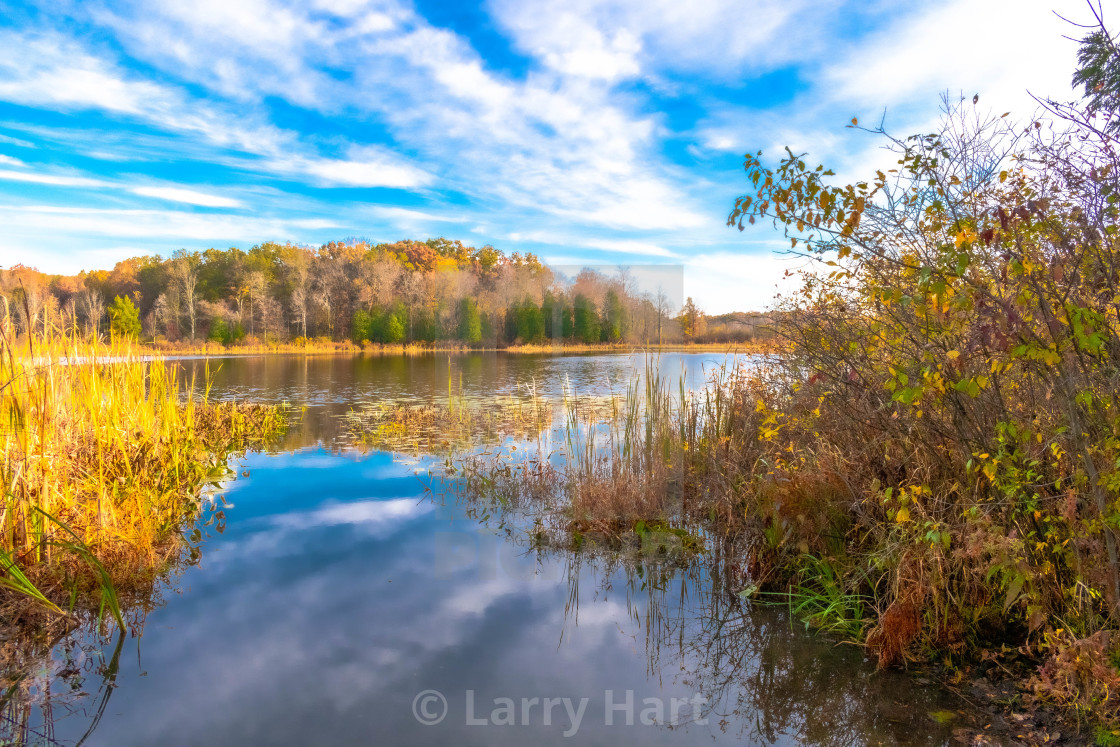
[102,340,776,357]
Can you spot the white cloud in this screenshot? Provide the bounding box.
[504,9,642,81]
[0,164,251,209]
[370,206,469,223]
[0,0,1098,310]
[509,231,679,258]
[0,133,35,148]
[0,28,431,190]
[0,169,110,188]
[275,149,433,189]
[0,205,338,245]
[132,186,244,208]
[821,0,1079,115]
[583,239,677,258]
[77,0,709,233]
[0,35,173,117]
[488,0,825,79]
[270,498,430,531]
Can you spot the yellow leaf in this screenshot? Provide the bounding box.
[895,506,911,523]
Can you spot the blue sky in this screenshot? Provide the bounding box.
[0,0,1086,311]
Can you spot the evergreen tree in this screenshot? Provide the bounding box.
[457,298,482,344]
[385,308,406,343]
[605,289,626,342]
[560,303,574,339]
[573,294,600,344]
[208,317,230,344]
[352,309,372,342]
[107,295,141,339]
[515,297,545,342]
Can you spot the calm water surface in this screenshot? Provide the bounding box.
[26,353,966,745]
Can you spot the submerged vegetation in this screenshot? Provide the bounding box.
[345,396,555,454]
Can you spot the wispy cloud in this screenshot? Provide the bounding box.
[0,133,35,148]
[0,168,110,188]
[131,186,244,208]
[0,164,246,208]
[0,0,1092,311]
[820,0,1078,113]
[265,148,433,189]
[0,205,337,242]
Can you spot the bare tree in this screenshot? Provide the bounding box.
[398,271,427,342]
[312,259,348,338]
[283,248,313,337]
[357,250,402,311]
[290,285,309,338]
[169,250,199,339]
[149,293,172,337]
[60,296,78,334]
[243,270,268,337]
[256,295,284,338]
[79,287,105,338]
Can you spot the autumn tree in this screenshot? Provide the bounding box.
[677,297,704,341]
[0,238,724,346]
[724,34,1120,651]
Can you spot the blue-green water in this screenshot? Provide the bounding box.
[13,353,965,745]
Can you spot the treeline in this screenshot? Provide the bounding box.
[0,238,750,347]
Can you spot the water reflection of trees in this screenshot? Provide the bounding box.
[553,537,958,746]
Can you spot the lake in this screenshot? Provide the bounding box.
[14,353,965,745]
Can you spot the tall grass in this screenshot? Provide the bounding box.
[557,356,752,532]
[0,315,285,624]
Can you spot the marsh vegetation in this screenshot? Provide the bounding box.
[0,318,286,741]
[8,15,1120,745]
[393,24,1120,737]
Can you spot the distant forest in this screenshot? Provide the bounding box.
[0,238,771,346]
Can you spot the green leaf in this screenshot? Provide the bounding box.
[1003,576,1025,611]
